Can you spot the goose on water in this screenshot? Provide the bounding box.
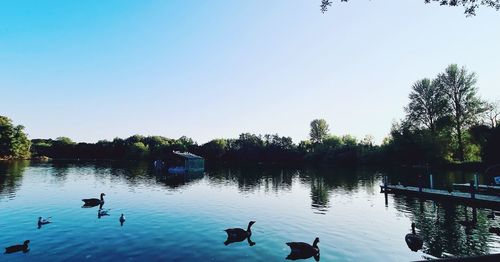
[82,193,105,207]
[286,237,320,261]
[224,221,256,246]
[5,240,30,254]
[405,223,423,252]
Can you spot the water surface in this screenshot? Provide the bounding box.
[0,161,499,261]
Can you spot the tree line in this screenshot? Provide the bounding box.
[1,64,499,166]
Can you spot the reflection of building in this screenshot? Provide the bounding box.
[169,151,204,174]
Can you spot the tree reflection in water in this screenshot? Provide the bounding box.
[310,176,331,214]
[0,160,29,200]
[392,195,497,258]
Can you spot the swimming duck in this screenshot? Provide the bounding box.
[119,214,126,226]
[405,223,423,252]
[5,240,30,254]
[487,211,495,219]
[37,217,51,228]
[286,237,320,261]
[82,193,105,207]
[224,221,256,246]
[98,208,110,219]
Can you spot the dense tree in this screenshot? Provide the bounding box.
[405,78,448,134]
[437,64,485,161]
[385,120,449,165]
[201,139,229,160]
[310,119,330,143]
[0,116,31,159]
[320,0,500,15]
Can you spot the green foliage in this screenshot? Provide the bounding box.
[437,64,485,161]
[0,116,31,159]
[310,119,330,143]
[405,78,448,133]
[56,136,75,145]
[320,0,500,15]
[202,139,229,160]
[128,142,149,159]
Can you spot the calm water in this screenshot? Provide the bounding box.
[1,161,499,261]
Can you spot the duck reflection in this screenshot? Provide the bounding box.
[224,221,256,246]
[83,202,104,209]
[286,237,320,261]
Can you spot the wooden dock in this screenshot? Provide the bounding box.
[380,184,500,210]
[453,183,500,195]
[417,253,500,262]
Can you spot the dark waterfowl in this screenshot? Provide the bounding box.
[405,223,423,252]
[37,216,51,229]
[224,221,256,246]
[286,237,320,261]
[4,240,30,254]
[487,211,495,219]
[119,214,126,226]
[97,208,110,219]
[82,193,105,207]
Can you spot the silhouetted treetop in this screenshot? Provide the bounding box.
[320,0,500,16]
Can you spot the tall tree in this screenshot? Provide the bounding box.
[405,78,448,134]
[310,119,330,143]
[320,0,500,15]
[437,64,484,161]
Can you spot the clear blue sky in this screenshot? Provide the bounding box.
[1,0,499,144]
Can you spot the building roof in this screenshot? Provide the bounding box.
[173,151,204,160]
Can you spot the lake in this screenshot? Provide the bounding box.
[1,161,499,261]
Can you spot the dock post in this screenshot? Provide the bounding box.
[383,176,388,192]
[429,173,434,189]
[384,190,388,206]
[418,175,423,193]
[470,180,475,200]
[474,173,479,190]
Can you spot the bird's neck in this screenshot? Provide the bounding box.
[313,240,319,248]
[247,224,253,232]
[412,226,416,234]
